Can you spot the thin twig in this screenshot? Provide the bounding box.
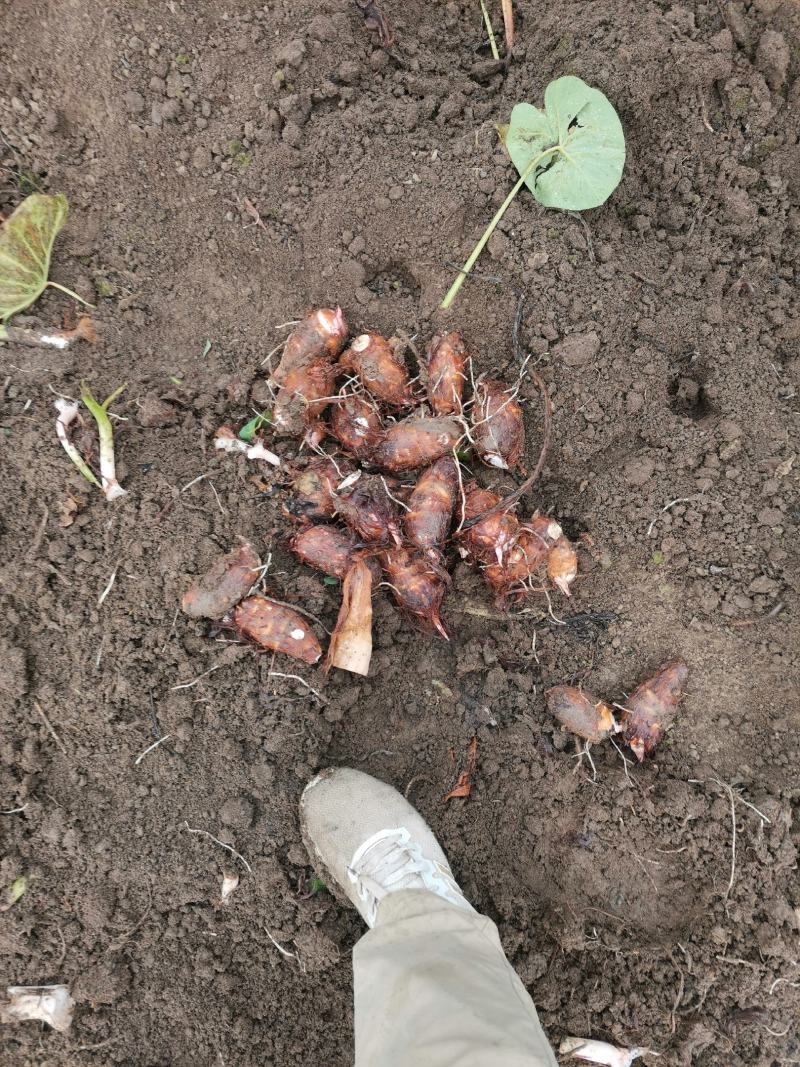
[33,700,67,755]
[711,777,737,903]
[1,804,28,814]
[267,672,327,703]
[97,565,119,607]
[647,495,706,537]
[134,735,172,766]
[184,821,252,874]
[265,926,300,963]
[769,976,800,995]
[170,665,221,690]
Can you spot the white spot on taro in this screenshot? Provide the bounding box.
[40,334,69,349]
[547,521,562,539]
[486,453,508,469]
[352,334,370,352]
[290,628,305,640]
[354,417,369,428]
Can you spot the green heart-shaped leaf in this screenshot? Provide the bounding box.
[506,76,625,211]
[0,193,69,321]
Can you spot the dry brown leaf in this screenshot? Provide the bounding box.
[444,736,478,801]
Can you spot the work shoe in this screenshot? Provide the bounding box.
[301,767,474,928]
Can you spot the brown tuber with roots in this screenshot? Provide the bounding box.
[272,360,338,436]
[547,687,618,743]
[272,307,348,385]
[404,456,459,550]
[330,388,384,460]
[289,525,355,579]
[381,546,449,639]
[372,416,462,473]
[233,596,322,664]
[471,378,525,470]
[618,660,689,761]
[338,332,414,407]
[181,543,261,619]
[426,331,467,415]
[335,473,403,545]
[284,457,354,523]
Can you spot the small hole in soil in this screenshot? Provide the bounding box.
[366,263,420,301]
[668,375,717,420]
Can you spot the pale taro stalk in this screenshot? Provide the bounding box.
[54,398,101,488]
[80,383,128,501]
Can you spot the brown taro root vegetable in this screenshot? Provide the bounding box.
[273,307,348,385]
[338,332,414,407]
[283,457,353,522]
[381,546,449,639]
[426,331,467,415]
[404,456,459,550]
[290,525,354,579]
[372,416,461,473]
[618,660,688,761]
[271,360,338,436]
[335,473,402,545]
[233,595,322,664]
[330,389,383,460]
[547,686,617,743]
[181,542,261,619]
[471,378,525,470]
[324,558,373,676]
[548,535,578,596]
[458,485,519,567]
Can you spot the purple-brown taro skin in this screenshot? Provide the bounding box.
[546,686,617,744]
[289,525,354,579]
[404,456,458,550]
[380,546,449,639]
[372,417,461,473]
[338,332,414,408]
[619,660,689,761]
[272,307,348,386]
[335,474,403,545]
[284,457,354,523]
[232,595,322,664]
[330,391,384,461]
[181,543,261,619]
[426,331,467,415]
[472,378,525,470]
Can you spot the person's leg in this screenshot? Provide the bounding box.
[301,768,557,1067]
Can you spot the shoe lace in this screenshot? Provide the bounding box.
[347,827,468,927]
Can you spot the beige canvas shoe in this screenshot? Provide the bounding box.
[300,767,474,928]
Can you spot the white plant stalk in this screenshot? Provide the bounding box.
[0,316,96,349]
[81,383,127,501]
[214,426,280,466]
[3,985,74,1032]
[54,399,100,487]
[559,1037,651,1067]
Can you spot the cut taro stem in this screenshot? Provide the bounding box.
[54,399,101,488]
[80,383,128,501]
[214,427,280,465]
[324,559,373,676]
[559,1037,653,1067]
[441,146,562,310]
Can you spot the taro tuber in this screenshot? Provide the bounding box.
[381,546,449,638]
[471,378,525,470]
[458,485,519,567]
[284,457,353,523]
[546,686,617,743]
[335,473,402,545]
[272,307,348,385]
[289,525,354,579]
[330,389,383,460]
[232,595,322,664]
[338,332,414,407]
[372,416,461,473]
[181,543,261,619]
[547,535,578,596]
[324,558,373,675]
[271,360,338,436]
[426,331,467,415]
[404,456,459,550]
[618,660,688,761]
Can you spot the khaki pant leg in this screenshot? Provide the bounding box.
[352,890,558,1067]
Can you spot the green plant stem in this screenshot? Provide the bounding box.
[81,383,128,500]
[440,146,560,311]
[46,280,95,308]
[479,0,500,60]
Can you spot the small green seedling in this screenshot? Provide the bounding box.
[80,383,128,501]
[441,76,625,309]
[239,408,273,443]
[309,877,326,895]
[0,193,93,321]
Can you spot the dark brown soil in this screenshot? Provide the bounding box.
[2,2,799,1064]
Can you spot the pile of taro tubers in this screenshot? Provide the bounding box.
[183,307,578,677]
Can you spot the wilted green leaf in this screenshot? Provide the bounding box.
[0,194,69,321]
[0,874,28,912]
[651,550,666,566]
[505,76,625,211]
[322,576,339,587]
[239,409,273,443]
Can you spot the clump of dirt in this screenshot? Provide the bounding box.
[1,1,798,1065]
